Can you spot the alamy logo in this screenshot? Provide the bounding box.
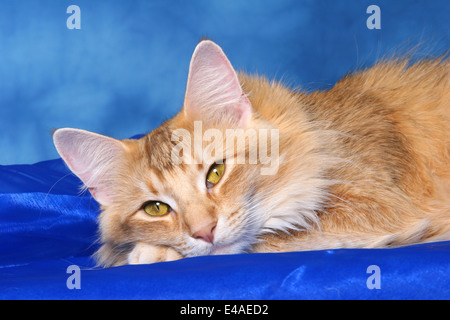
[366,265,381,289]
[366,5,381,30]
[67,5,81,30]
[171,121,280,175]
[66,265,81,289]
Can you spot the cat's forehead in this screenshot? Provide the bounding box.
[137,117,212,179]
[141,123,177,171]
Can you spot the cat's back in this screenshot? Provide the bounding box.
[307,58,449,226]
[319,58,449,186]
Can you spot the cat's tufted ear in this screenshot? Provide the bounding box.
[53,128,128,206]
[183,40,252,127]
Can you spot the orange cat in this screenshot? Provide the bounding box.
[53,40,449,267]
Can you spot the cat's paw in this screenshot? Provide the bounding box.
[127,242,182,265]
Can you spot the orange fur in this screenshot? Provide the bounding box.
[251,57,450,252]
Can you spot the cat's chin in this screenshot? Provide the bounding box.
[209,242,244,256]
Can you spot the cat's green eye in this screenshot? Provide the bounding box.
[206,163,225,188]
[143,201,171,216]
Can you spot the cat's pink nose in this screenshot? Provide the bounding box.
[192,222,216,244]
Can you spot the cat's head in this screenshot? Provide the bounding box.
[53,40,326,266]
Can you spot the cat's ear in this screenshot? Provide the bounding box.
[53,128,128,206]
[183,40,252,127]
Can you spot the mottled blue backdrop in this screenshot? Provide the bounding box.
[0,0,448,164]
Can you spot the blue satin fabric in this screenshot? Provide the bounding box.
[0,159,449,299]
[0,159,100,267]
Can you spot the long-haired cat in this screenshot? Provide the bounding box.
[53,40,449,267]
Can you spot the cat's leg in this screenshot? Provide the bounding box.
[127,242,183,265]
[251,230,375,253]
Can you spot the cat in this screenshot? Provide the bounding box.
[53,40,450,267]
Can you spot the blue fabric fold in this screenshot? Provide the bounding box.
[0,243,449,299]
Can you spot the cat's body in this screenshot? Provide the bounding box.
[244,60,450,253]
[53,40,449,267]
